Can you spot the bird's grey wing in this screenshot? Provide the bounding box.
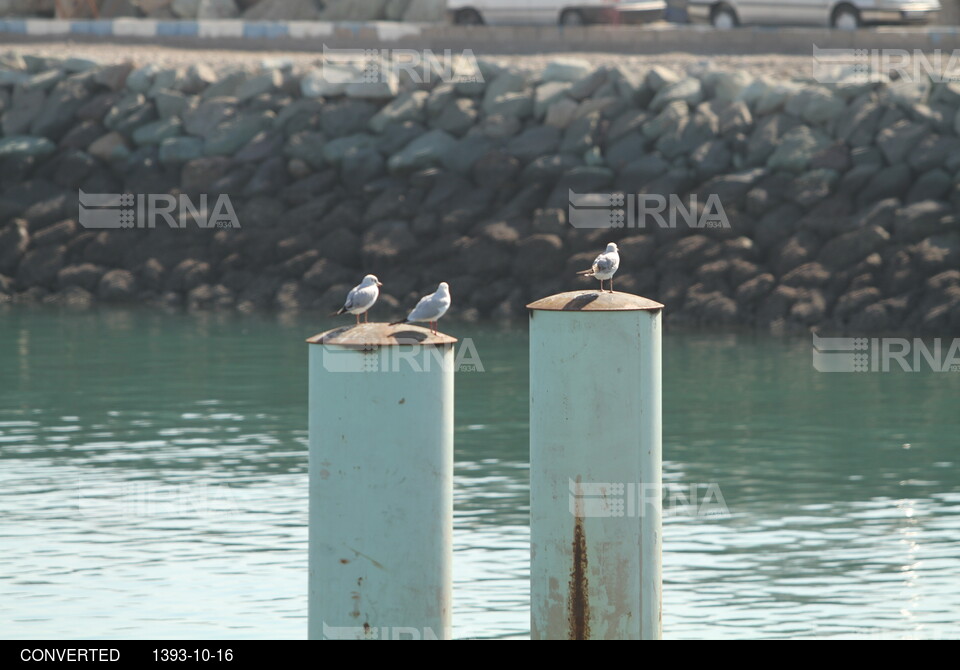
[594,254,617,274]
[408,293,439,321]
[342,288,358,310]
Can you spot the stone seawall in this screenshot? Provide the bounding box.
[0,51,958,335]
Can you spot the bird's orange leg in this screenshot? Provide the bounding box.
[610,277,614,293]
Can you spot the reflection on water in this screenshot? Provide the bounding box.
[0,307,958,639]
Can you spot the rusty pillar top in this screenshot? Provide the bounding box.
[527,291,664,312]
[306,322,458,346]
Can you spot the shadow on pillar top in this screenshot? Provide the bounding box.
[306,322,458,346]
[527,291,664,312]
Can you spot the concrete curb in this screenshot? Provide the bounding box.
[1,19,960,54]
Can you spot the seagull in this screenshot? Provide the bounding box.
[577,242,620,293]
[331,274,383,324]
[391,282,451,335]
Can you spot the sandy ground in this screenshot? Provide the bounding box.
[1,40,815,78]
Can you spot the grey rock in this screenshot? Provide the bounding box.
[0,135,56,159]
[154,89,190,119]
[507,126,561,163]
[432,97,477,136]
[484,91,534,119]
[767,126,829,173]
[283,131,327,169]
[204,111,274,155]
[388,129,457,173]
[877,120,929,165]
[132,117,182,145]
[369,90,428,133]
[649,77,702,113]
[534,81,573,118]
[542,59,592,83]
[159,136,204,164]
[183,97,237,137]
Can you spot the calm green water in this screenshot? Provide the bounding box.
[1,306,959,639]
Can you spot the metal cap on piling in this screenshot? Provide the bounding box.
[306,322,458,346]
[527,290,664,313]
[307,321,456,640]
[528,290,664,640]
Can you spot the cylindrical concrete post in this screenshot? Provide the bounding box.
[307,323,456,640]
[528,291,664,640]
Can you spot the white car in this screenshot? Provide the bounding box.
[686,0,941,29]
[448,0,666,26]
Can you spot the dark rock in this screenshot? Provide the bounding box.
[775,230,821,275]
[513,234,564,280]
[17,244,66,289]
[0,220,30,274]
[362,221,417,266]
[507,126,561,163]
[907,169,952,203]
[167,259,212,292]
[472,151,520,190]
[817,225,889,270]
[893,201,955,242]
[33,219,77,247]
[857,164,911,206]
[736,273,775,305]
[58,263,107,291]
[98,268,138,303]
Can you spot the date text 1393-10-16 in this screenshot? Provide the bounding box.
[153,649,234,662]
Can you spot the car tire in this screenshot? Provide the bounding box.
[711,4,739,29]
[454,8,484,25]
[560,9,587,26]
[831,4,860,30]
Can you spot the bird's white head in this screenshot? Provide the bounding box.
[606,243,619,253]
[363,274,383,287]
[438,282,450,294]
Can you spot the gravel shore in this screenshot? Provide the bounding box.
[4,41,815,78]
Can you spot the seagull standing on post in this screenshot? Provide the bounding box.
[391,282,451,335]
[577,242,620,293]
[331,274,383,325]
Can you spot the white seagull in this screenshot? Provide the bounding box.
[331,274,383,324]
[391,282,451,335]
[577,242,620,293]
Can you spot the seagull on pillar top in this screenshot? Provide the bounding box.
[577,242,620,293]
[391,282,451,335]
[331,274,383,325]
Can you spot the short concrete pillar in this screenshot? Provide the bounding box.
[528,291,664,640]
[307,323,456,640]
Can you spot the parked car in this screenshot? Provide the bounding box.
[448,0,666,26]
[686,0,941,29]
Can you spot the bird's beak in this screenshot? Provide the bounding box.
[377,282,383,287]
